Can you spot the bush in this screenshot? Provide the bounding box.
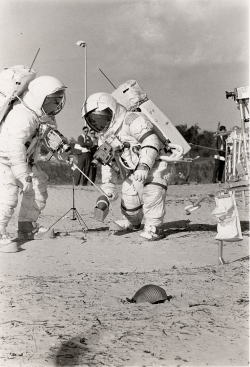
[166,158,214,184]
[39,157,214,186]
[38,123,217,185]
[38,161,73,185]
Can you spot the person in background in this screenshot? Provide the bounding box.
[88,130,98,184]
[212,125,227,183]
[74,126,93,186]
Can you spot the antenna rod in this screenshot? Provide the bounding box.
[29,48,40,71]
[98,68,117,89]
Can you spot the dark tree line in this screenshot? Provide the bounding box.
[176,124,215,158]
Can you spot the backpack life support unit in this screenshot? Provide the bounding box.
[0,65,36,124]
[112,80,191,155]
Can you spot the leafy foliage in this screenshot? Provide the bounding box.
[176,124,215,158]
[39,125,217,185]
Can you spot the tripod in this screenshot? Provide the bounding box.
[46,175,88,235]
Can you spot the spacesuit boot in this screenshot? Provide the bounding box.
[0,233,13,245]
[0,223,14,245]
[109,218,142,233]
[140,225,164,241]
[0,231,20,253]
[0,222,38,252]
[17,221,37,241]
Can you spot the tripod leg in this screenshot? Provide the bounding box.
[74,209,88,232]
[46,177,88,235]
[46,208,73,232]
[71,176,77,220]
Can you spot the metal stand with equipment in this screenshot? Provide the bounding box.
[214,86,249,264]
[45,174,88,239]
[225,86,249,207]
[184,85,249,265]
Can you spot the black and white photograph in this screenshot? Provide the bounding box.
[0,0,249,366]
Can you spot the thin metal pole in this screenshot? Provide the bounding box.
[239,101,249,175]
[99,68,117,89]
[70,163,118,222]
[232,135,237,177]
[218,240,225,265]
[72,163,108,197]
[84,44,87,102]
[29,48,40,71]
[189,143,225,152]
[76,41,87,102]
[72,175,76,220]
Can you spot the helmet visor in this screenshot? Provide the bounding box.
[84,108,113,132]
[42,90,66,116]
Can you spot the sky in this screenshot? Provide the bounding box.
[0,0,249,139]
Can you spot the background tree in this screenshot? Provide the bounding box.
[176,124,215,158]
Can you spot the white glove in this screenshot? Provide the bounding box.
[133,163,149,182]
[160,143,184,162]
[19,175,33,194]
[100,183,118,201]
[106,192,118,201]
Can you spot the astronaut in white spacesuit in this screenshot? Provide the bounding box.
[82,92,169,240]
[0,75,68,248]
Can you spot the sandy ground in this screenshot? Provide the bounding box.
[0,183,249,367]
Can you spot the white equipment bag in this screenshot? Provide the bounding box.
[212,192,243,241]
[112,80,191,155]
[0,65,36,124]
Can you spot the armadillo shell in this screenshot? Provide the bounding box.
[131,284,168,304]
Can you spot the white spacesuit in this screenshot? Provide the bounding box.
[0,75,67,248]
[82,92,169,240]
